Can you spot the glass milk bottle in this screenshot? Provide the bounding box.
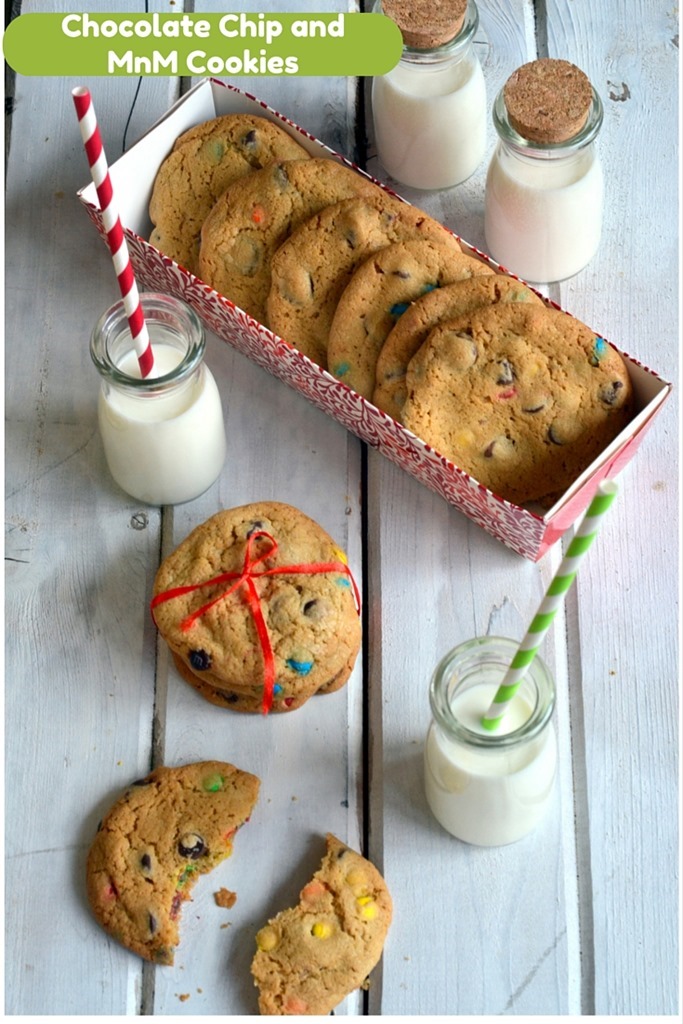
[90,293,226,505]
[371,0,486,189]
[484,58,604,282]
[424,636,557,846]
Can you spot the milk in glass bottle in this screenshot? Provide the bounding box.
[484,58,604,282]
[90,293,226,505]
[424,636,558,846]
[372,0,486,189]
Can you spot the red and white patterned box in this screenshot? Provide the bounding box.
[77,78,672,561]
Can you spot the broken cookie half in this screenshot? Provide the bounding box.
[252,833,392,1015]
[86,761,259,964]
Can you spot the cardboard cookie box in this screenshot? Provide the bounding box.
[77,78,671,560]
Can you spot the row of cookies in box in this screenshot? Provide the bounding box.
[148,109,465,358]
[149,113,633,507]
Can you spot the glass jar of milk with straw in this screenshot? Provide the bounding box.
[371,0,486,189]
[424,636,557,846]
[484,58,604,282]
[90,293,226,505]
[424,484,616,846]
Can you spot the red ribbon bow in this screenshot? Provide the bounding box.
[151,530,360,714]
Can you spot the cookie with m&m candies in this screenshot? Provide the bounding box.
[267,193,462,369]
[251,833,392,1015]
[198,158,378,326]
[149,113,311,274]
[401,303,633,506]
[86,762,259,964]
[373,272,543,421]
[151,502,361,714]
[327,238,492,400]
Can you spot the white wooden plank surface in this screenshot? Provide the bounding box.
[150,3,366,1015]
[365,0,679,1016]
[4,0,679,1017]
[5,3,178,1013]
[365,1,572,1014]
[545,0,680,1014]
[5,0,364,1016]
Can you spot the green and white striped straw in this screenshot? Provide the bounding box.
[481,480,619,732]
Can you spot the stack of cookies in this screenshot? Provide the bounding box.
[149,114,634,508]
[151,501,361,714]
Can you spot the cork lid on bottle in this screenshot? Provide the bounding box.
[383,0,468,50]
[503,58,594,144]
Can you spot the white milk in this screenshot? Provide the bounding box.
[484,141,604,283]
[373,55,486,189]
[424,681,557,846]
[98,340,226,505]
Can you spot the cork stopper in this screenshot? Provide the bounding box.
[503,58,594,144]
[383,0,468,50]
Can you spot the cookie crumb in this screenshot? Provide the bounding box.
[214,887,237,909]
[177,993,190,1002]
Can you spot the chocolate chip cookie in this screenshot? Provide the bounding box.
[86,762,260,964]
[149,114,311,274]
[267,194,461,368]
[151,502,361,713]
[401,303,633,506]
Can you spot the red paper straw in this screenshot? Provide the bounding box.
[72,86,155,378]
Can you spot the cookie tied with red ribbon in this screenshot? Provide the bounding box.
[151,502,361,714]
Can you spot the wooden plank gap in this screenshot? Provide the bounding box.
[364,452,388,1017]
[142,503,179,1012]
[179,0,196,96]
[349,50,374,1014]
[139,960,156,1015]
[360,441,372,864]
[359,444,372,1018]
[351,2,367,169]
[550,537,583,1016]
[4,0,22,167]
[533,0,550,59]
[150,505,176,771]
[564,572,596,1016]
